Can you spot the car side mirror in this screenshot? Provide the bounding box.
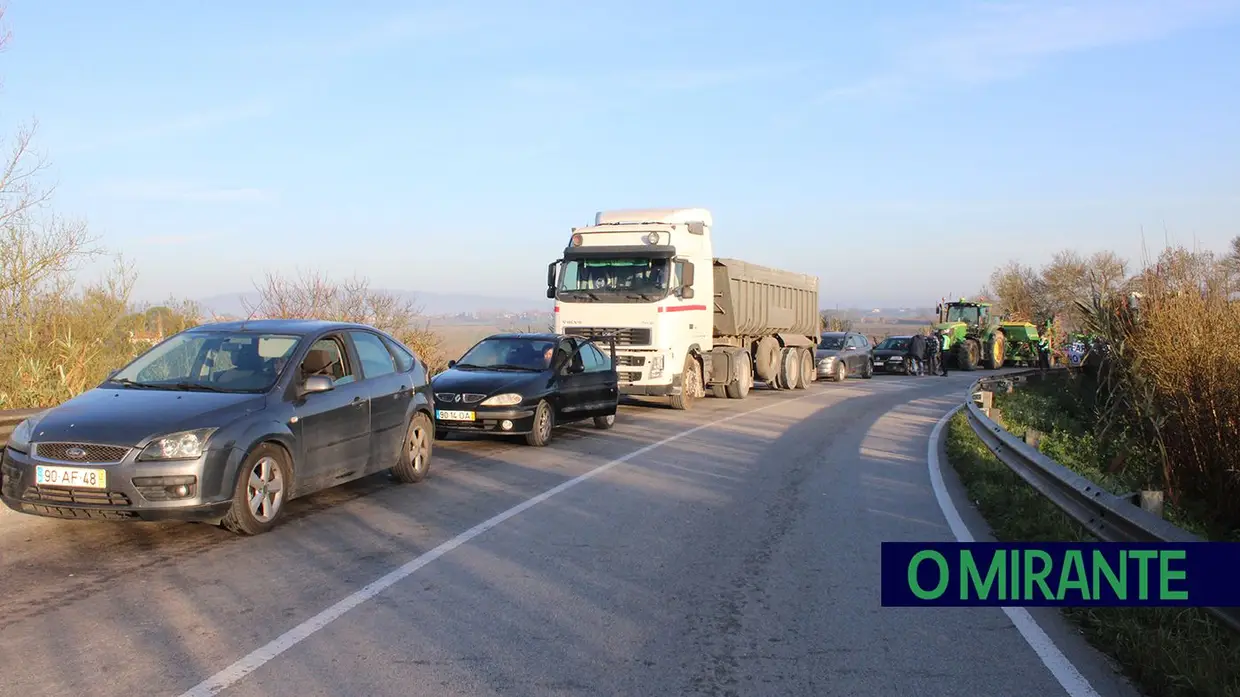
[447,359,457,368]
[567,363,585,374]
[301,375,334,395]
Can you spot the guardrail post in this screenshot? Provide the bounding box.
[1129,490,1165,518]
[978,390,993,417]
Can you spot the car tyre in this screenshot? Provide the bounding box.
[392,412,433,483]
[833,361,847,382]
[221,443,291,536]
[593,413,616,429]
[862,360,873,379]
[525,399,555,446]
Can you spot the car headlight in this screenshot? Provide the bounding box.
[480,393,522,407]
[138,428,218,461]
[6,411,47,454]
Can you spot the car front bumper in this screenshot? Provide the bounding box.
[0,444,239,522]
[434,407,537,435]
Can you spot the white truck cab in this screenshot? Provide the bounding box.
[547,208,714,404]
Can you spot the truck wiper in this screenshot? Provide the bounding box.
[563,289,601,301]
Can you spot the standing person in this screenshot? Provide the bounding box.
[938,330,950,376]
[925,330,940,376]
[909,331,927,376]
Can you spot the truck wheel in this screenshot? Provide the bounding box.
[725,351,752,399]
[794,348,812,389]
[670,355,699,410]
[777,347,800,390]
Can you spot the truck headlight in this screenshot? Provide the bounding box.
[649,355,665,379]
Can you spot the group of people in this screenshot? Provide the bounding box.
[902,329,949,377]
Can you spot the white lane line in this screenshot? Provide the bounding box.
[179,391,823,697]
[927,405,1101,697]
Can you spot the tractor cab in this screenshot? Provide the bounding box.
[936,299,994,328]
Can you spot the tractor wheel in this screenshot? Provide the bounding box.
[984,332,1006,370]
[957,339,980,371]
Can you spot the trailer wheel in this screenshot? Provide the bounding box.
[725,350,752,399]
[670,355,700,410]
[794,348,813,389]
[777,347,800,390]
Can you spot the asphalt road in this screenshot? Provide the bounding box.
[0,373,1142,697]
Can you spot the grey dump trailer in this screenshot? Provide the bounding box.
[703,258,822,399]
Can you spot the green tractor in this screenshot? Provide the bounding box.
[934,299,1041,371]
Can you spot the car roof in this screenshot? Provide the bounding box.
[483,332,576,341]
[186,319,378,336]
[883,335,913,340]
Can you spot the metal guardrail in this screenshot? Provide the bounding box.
[964,370,1240,634]
[0,408,41,449]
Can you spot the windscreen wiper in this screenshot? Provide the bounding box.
[106,378,161,390]
[169,381,228,392]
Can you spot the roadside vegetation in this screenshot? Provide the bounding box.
[946,238,1240,697]
[0,14,443,410]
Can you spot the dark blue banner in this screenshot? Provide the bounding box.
[881,542,1240,607]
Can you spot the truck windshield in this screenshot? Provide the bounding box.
[558,257,672,299]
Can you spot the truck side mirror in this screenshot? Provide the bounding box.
[546,287,556,299]
[681,261,695,286]
[546,261,558,290]
[680,286,695,299]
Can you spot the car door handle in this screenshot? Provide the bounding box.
[352,396,366,407]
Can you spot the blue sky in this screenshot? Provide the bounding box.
[1,0,1238,308]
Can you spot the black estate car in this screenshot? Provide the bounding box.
[431,333,619,446]
[1,319,435,535]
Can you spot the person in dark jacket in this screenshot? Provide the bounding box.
[908,332,927,376]
[925,330,940,376]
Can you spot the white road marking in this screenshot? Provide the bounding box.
[179,391,822,697]
[927,405,1101,697]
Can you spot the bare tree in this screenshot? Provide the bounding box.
[988,261,1046,322]
[243,269,445,370]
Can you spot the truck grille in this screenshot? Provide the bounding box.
[615,355,645,367]
[33,442,130,464]
[564,327,652,347]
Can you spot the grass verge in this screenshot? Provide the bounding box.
[945,411,1240,697]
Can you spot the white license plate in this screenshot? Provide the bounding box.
[874,360,885,365]
[436,410,475,421]
[35,465,107,489]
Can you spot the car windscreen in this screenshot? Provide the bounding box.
[455,338,558,371]
[107,331,302,393]
[818,335,845,350]
[877,337,910,350]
